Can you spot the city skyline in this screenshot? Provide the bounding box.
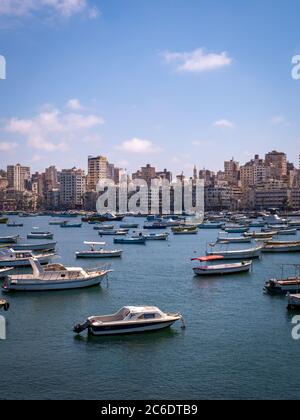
[1,1,300,173]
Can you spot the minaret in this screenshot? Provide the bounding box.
[193,165,198,180]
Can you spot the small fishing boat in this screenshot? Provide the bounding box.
[73,306,184,336]
[27,231,54,240]
[262,241,300,253]
[0,249,54,267]
[75,242,123,258]
[249,221,265,228]
[264,278,300,294]
[93,225,116,231]
[244,231,276,239]
[0,235,19,244]
[172,225,197,233]
[82,213,124,223]
[143,222,167,230]
[98,229,128,236]
[60,221,82,228]
[287,293,300,310]
[114,237,146,245]
[223,226,249,234]
[217,235,252,244]
[2,258,112,292]
[206,246,262,260]
[0,217,8,224]
[0,299,9,311]
[198,222,224,229]
[49,220,67,226]
[276,228,297,236]
[191,256,252,276]
[119,223,139,229]
[0,267,13,279]
[144,233,169,241]
[12,242,57,252]
[6,222,23,227]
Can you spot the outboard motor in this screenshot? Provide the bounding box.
[73,320,91,334]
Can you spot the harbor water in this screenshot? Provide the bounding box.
[1,216,300,400]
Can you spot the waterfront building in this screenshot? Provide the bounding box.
[265,150,287,179]
[7,164,30,192]
[60,168,86,209]
[224,158,240,186]
[87,155,109,191]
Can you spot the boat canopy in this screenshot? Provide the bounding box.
[191,256,225,262]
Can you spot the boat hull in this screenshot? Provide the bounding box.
[207,248,262,260]
[89,320,176,336]
[193,262,251,276]
[76,251,122,258]
[0,255,53,268]
[12,242,57,252]
[3,275,104,292]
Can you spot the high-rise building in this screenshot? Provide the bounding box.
[7,164,30,191]
[60,168,86,209]
[224,158,240,185]
[45,166,58,191]
[87,156,109,191]
[265,150,287,179]
[132,164,156,186]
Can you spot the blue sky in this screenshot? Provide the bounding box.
[0,0,300,175]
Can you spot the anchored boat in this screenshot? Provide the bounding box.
[0,249,54,268]
[27,231,54,240]
[98,229,128,236]
[73,306,184,336]
[75,242,123,258]
[206,245,262,260]
[264,265,300,294]
[287,293,300,310]
[12,242,57,252]
[262,241,300,253]
[114,236,146,245]
[0,267,13,279]
[0,235,19,244]
[191,256,252,276]
[60,221,82,228]
[2,258,112,292]
[217,235,252,244]
[144,233,169,241]
[6,222,23,227]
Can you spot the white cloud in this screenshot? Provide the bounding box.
[6,101,104,152]
[66,98,83,111]
[117,138,162,155]
[213,119,234,129]
[0,141,18,151]
[163,48,232,73]
[192,140,210,147]
[271,115,286,125]
[0,0,100,19]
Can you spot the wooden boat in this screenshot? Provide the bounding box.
[206,246,262,260]
[60,221,82,228]
[171,225,197,233]
[76,242,123,258]
[144,233,169,241]
[2,258,112,292]
[191,256,252,276]
[114,237,146,245]
[262,241,300,252]
[0,217,8,224]
[27,231,54,240]
[82,213,124,223]
[12,242,57,252]
[0,235,19,244]
[6,222,23,227]
[0,249,54,267]
[73,306,184,336]
[264,278,300,294]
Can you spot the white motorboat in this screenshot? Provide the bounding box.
[244,231,276,239]
[2,258,112,292]
[73,306,184,336]
[0,249,54,267]
[191,256,252,276]
[144,233,169,241]
[206,246,262,260]
[27,231,54,240]
[263,214,288,225]
[0,235,19,244]
[75,242,123,258]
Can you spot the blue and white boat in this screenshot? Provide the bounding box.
[60,221,82,228]
[114,236,146,245]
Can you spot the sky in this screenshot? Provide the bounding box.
[0,0,300,176]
